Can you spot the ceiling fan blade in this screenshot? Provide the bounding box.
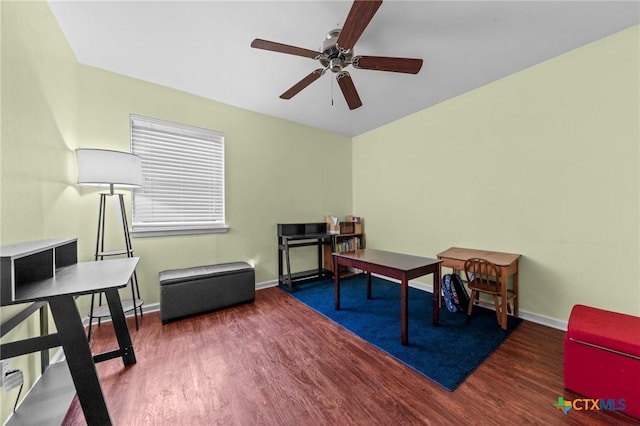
[352,55,423,74]
[280,69,325,99]
[336,71,362,110]
[251,38,320,59]
[336,0,383,52]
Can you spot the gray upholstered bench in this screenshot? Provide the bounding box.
[159,262,255,323]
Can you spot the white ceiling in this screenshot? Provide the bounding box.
[48,1,639,137]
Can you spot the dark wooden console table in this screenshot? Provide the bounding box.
[277,223,333,291]
[333,249,441,346]
[1,238,139,426]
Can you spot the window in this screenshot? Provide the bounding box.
[130,114,226,236]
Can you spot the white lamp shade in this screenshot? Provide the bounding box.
[76,148,143,187]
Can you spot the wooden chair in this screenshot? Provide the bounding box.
[463,257,516,326]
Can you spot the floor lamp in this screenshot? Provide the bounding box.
[76,148,144,341]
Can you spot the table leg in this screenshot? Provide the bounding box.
[513,272,519,318]
[48,295,112,426]
[104,288,137,366]
[500,267,508,330]
[401,276,408,346]
[39,304,50,374]
[432,266,440,326]
[334,255,341,310]
[284,238,293,291]
[317,237,323,277]
[366,271,372,299]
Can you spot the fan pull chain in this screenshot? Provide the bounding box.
[331,75,334,106]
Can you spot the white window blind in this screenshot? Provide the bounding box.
[130,114,226,235]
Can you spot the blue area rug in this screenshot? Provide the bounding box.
[286,274,522,391]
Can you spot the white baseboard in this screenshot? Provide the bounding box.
[81,302,160,327]
[256,279,279,290]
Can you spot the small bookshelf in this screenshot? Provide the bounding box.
[323,216,364,278]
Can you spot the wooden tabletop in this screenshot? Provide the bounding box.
[334,249,440,271]
[436,247,520,266]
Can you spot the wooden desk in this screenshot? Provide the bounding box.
[333,249,441,346]
[437,247,521,330]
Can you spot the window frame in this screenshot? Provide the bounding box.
[129,114,227,238]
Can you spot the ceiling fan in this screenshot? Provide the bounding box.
[250,0,423,110]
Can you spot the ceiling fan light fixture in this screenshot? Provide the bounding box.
[319,28,353,71]
[329,57,344,73]
[321,28,341,55]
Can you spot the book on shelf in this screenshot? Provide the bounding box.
[335,237,362,252]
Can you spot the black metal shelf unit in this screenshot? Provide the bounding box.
[277,223,334,291]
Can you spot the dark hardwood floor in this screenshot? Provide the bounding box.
[64,287,638,425]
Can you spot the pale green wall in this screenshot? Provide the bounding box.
[353,25,640,322]
[0,1,79,244]
[1,0,80,420]
[0,1,350,422]
[75,65,352,305]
